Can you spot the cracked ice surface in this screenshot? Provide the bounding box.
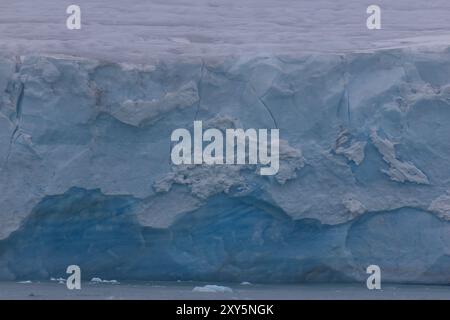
[0,0,450,283]
[0,50,449,283]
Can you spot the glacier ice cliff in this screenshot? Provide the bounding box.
[0,49,449,284]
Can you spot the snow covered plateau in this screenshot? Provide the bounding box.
[0,0,449,284]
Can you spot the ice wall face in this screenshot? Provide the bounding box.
[0,50,449,283]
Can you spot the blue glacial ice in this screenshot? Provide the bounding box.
[0,49,449,283]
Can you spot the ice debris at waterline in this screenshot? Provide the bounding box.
[192,285,233,293]
[90,278,120,284]
[0,50,449,284]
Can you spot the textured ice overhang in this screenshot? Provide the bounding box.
[0,48,450,283]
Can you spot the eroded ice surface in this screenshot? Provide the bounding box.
[0,48,449,283]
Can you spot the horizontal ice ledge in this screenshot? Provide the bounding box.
[0,47,449,283]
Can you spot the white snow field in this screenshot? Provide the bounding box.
[1,0,450,62]
[0,0,449,295]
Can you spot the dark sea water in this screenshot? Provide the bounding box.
[1,281,449,300]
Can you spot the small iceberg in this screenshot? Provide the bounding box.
[50,277,66,284]
[90,277,120,284]
[192,285,233,293]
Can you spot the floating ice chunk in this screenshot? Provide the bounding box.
[50,277,66,284]
[90,277,120,284]
[240,281,252,286]
[18,280,32,284]
[192,285,233,293]
[50,277,66,282]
